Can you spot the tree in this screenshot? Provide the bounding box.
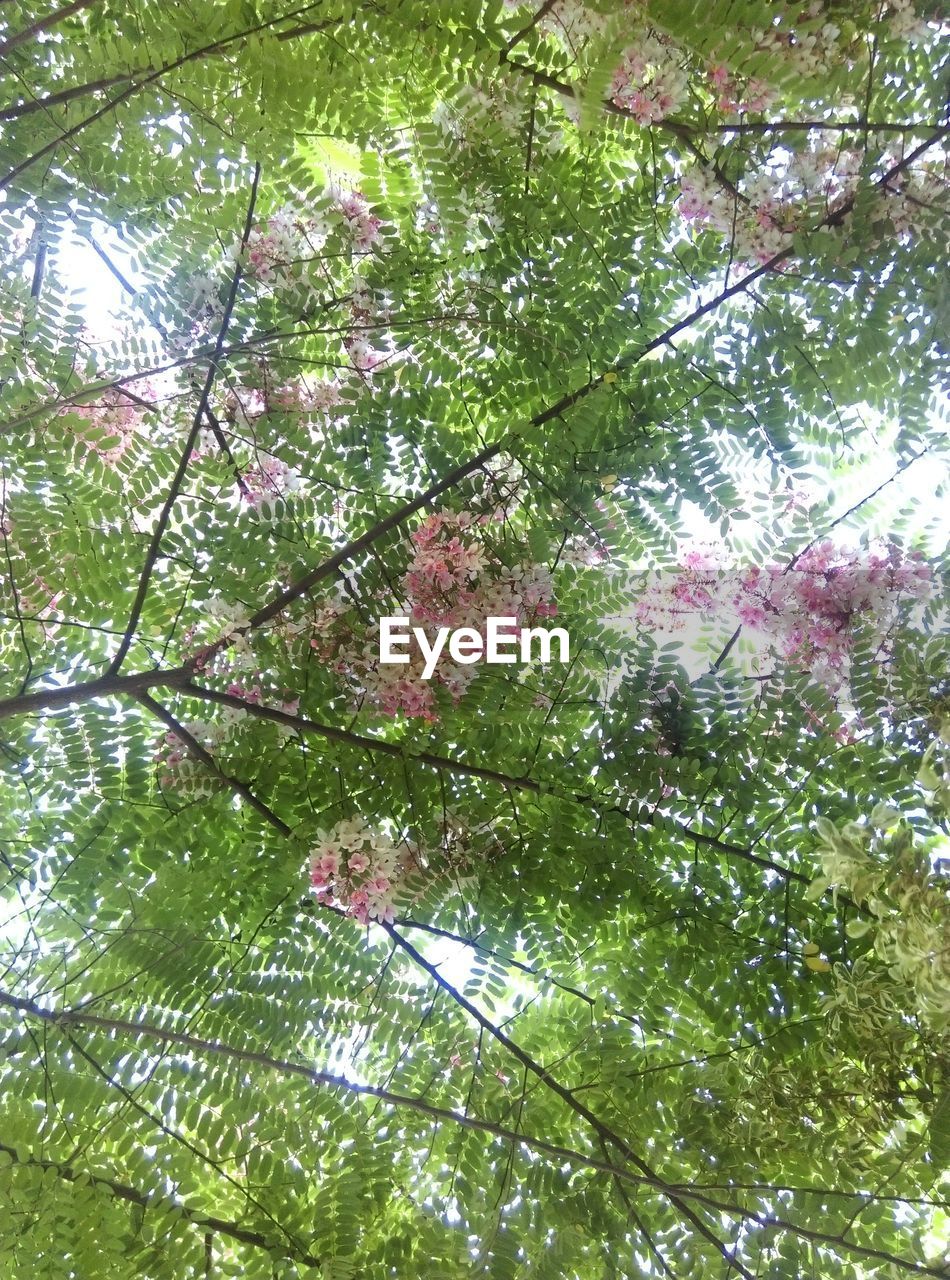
[0,1,948,1276]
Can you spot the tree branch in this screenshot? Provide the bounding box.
[106,162,261,675]
[0,665,190,721]
[0,4,338,187]
[0,985,661,1188]
[2,988,942,1275]
[135,692,293,834]
[0,1139,325,1268]
[385,922,756,1280]
[179,682,814,885]
[0,0,96,58]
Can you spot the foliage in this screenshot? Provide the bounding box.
[0,1,948,1277]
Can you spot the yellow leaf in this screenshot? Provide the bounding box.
[804,954,831,973]
[599,474,618,491]
[603,371,618,384]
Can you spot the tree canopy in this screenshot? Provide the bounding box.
[0,1,948,1277]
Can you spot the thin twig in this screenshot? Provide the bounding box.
[107,162,261,674]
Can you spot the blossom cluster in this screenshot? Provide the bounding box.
[706,62,773,116]
[738,542,930,688]
[155,724,225,797]
[242,206,317,288]
[64,387,151,466]
[308,811,504,926]
[880,163,949,243]
[182,191,387,344]
[310,511,557,722]
[507,0,934,129]
[520,0,613,49]
[334,189,383,253]
[178,596,257,681]
[155,677,300,793]
[343,284,390,374]
[634,540,931,694]
[561,533,609,567]
[749,14,850,78]
[609,35,688,125]
[498,0,942,268]
[11,574,63,640]
[224,376,344,427]
[477,453,526,521]
[216,372,348,517]
[680,142,947,266]
[240,454,301,513]
[343,332,385,374]
[679,159,825,268]
[885,0,933,43]
[309,817,418,925]
[435,81,528,145]
[241,190,383,289]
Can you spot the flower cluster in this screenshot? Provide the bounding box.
[681,137,946,265]
[308,811,503,926]
[404,512,554,617]
[749,15,848,78]
[880,163,949,243]
[736,542,931,688]
[508,0,935,128]
[155,726,223,797]
[179,596,254,674]
[344,333,385,374]
[333,189,383,253]
[434,81,528,145]
[240,190,383,290]
[309,817,418,925]
[222,375,345,431]
[310,511,557,722]
[242,206,320,289]
[477,453,526,520]
[610,36,688,125]
[16,574,62,640]
[679,166,795,266]
[65,388,150,465]
[561,533,610,567]
[155,677,300,793]
[634,540,931,694]
[240,454,301,513]
[885,0,933,43]
[706,62,774,115]
[501,1,943,270]
[517,0,640,53]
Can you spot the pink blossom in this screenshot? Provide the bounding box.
[638,539,931,700]
[308,510,558,722]
[335,190,383,252]
[241,456,299,509]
